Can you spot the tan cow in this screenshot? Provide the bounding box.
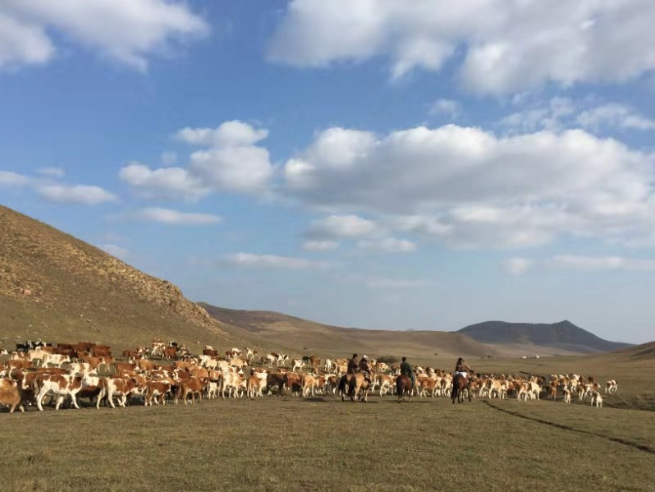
[0,379,24,413]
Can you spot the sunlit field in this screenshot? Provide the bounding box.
[2,377,654,492]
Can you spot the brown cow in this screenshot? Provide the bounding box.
[0,379,24,413]
[175,377,205,405]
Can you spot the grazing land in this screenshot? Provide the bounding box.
[2,392,654,492]
[2,350,655,492]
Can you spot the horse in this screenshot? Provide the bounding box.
[451,373,472,404]
[338,373,371,402]
[396,375,413,402]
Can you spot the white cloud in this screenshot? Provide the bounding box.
[100,243,129,259]
[307,214,378,239]
[119,161,209,201]
[189,145,273,195]
[36,167,65,178]
[36,184,117,205]
[221,252,329,270]
[499,97,575,134]
[503,257,534,275]
[0,170,30,186]
[357,237,416,253]
[284,124,655,248]
[0,0,208,71]
[176,121,268,147]
[124,122,274,198]
[161,152,177,166]
[553,255,655,272]
[500,99,655,135]
[576,103,655,132]
[134,207,221,225]
[429,99,460,119]
[302,240,340,251]
[268,0,655,93]
[365,277,430,289]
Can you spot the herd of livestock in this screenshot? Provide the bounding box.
[0,339,618,413]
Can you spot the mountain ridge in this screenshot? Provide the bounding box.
[458,319,632,353]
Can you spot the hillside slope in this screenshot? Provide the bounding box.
[200,304,502,361]
[0,205,236,350]
[458,320,632,353]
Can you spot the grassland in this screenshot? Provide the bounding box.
[2,393,654,492]
[3,349,655,492]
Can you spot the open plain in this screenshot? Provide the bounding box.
[2,350,654,492]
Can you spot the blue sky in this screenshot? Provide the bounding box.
[2,1,655,344]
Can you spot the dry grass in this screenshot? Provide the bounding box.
[2,390,654,492]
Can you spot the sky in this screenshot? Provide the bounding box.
[1,1,655,344]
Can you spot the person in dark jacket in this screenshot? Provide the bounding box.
[454,357,471,377]
[347,353,359,375]
[359,355,372,384]
[400,356,415,389]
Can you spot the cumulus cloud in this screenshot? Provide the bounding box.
[429,99,461,119]
[365,277,430,289]
[36,184,117,205]
[36,167,65,177]
[576,103,655,132]
[553,255,655,272]
[306,214,379,239]
[176,121,269,147]
[357,237,416,253]
[302,240,340,251]
[119,161,209,201]
[122,122,274,199]
[268,0,655,93]
[0,170,30,186]
[134,207,221,225]
[221,252,330,270]
[500,98,655,135]
[0,0,208,71]
[503,257,534,275]
[284,124,655,248]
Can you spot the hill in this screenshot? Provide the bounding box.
[0,205,236,351]
[200,304,503,361]
[458,320,632,354]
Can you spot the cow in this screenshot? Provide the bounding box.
[605,380,618,394]
[96,377,137,409]
[291,359,303,372]
[0,379,24,413]
[34,374,83,411]
[175,377,205,405]
[266,372,288,395]
[145,380,172,406]
[590,391,603,408]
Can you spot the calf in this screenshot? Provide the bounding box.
[0,379,24,413]
[175,377,204,404]
[34,374,83,411]
[96,377,137,409]
[145,380,172,406]
[590,391,603,408]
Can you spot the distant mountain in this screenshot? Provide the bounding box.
[0,205,235,350]
[458,320,633,354]
[200,304,502,361]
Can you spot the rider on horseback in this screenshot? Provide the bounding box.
[454,357,470,378]
[347,354,359,374]
[400,356,415,389]
[359,355,372,385]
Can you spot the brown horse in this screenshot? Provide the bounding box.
[338,373,371,402]
[451,373,472,404]
[396,375,413,402]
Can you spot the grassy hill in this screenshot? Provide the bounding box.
[201,304,508,361]
[0,205,237,351]
[458,320,633,353]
